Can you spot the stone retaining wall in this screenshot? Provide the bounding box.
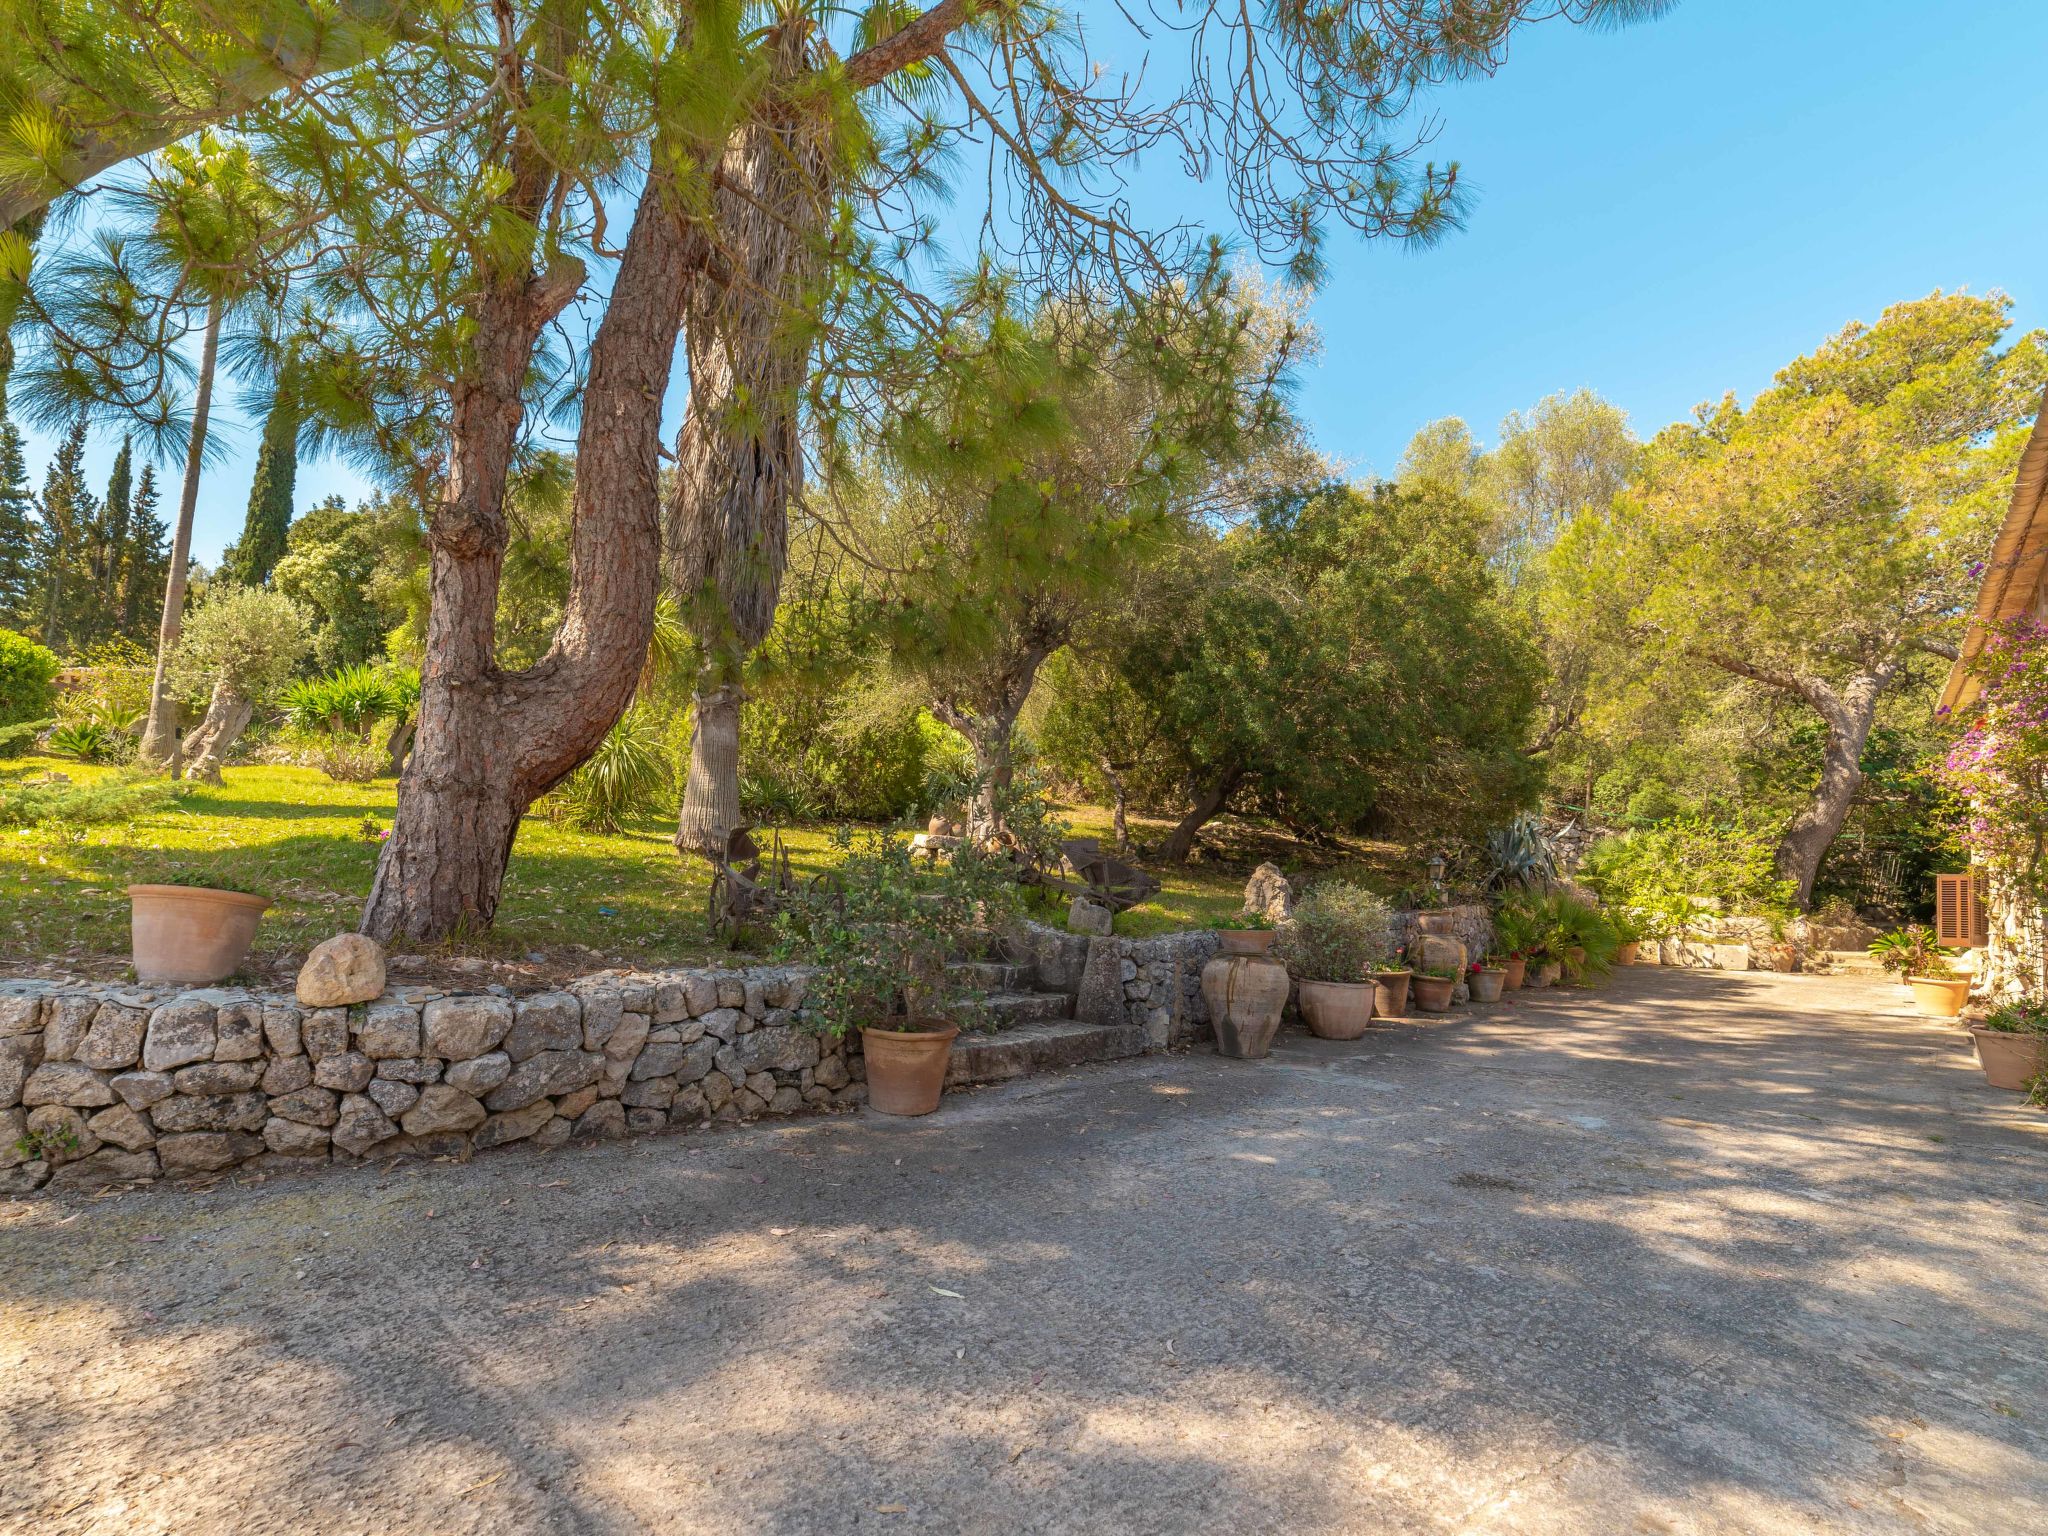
[1069,928,1222,1047]
[1,965,863,1194]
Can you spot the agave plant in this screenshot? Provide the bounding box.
[1485,813,1559,890]
[46,720,121,763]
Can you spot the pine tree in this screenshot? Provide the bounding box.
[121,462,167,642]
[220,384,299,586]
[35,419,99,651]
[0,416,34,625]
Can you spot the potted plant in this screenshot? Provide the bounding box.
[1275,883,1392,1041]
[1467,957,1507,1004]
[127,861,272,984]
[1410,964,1458,1012]
[1611,911,1644,966]
[1869,926,1967,1017]
[1970,999,2048,1092]
[1371,944,1414,1018]
[1215,910,1277,956]
[1492,900,1538,990]
[777,828,1015,1116]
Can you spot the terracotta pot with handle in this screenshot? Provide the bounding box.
[1298,979,1375,1040]
[1202,955,1290,1058]
[1968,1027,2048,1091]
[861,1023,960,1115]
[128,884,271,985]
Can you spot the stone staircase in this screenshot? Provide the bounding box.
[1822,950,1888,977]
[942,958,1148,1087]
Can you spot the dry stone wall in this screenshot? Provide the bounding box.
[1,965,863,1194]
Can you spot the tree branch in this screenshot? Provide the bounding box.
[842,0,972,92]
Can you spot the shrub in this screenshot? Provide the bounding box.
[1275,882,1393,983]
[53,638,152,735]
[1867,926,1955,980]
[1500,889,1621,978]
[0,776,183,830]
[313,742,387,782]
[46,721,122,763]
[167,585,311,704]
[1579,813,1795,933]
[552,706,672,832]
[283,662,402,739]
[1982,999,2048,1034]
[0,629,60,753]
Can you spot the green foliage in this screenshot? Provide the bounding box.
[551,706,672,834]
[1580,814,1796,935]
[1981,999,2048,1035]
[218,381,300,587]
[773,828,1021,1039]
[1867,926,1955,981]
[1275,882,1393,982]
[167,584,310,704]
[1216,911,1276,931]
[1500,888,1621,977]
[46,720,119,762]
[270,494,413,670]
[0,626,59,741]
[0,773,181,830]
[283,663,407,740]
[1484,813,1558,890]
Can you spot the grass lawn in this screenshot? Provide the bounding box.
[0,759,1420,978]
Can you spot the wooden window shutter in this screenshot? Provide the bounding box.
[1970,870,1990,948]
[1934,874,1968,946]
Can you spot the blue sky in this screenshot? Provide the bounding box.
[16,0,2047,564]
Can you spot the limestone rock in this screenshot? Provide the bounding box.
[700,1008,742,1043]
[1243,862,1295,924]
[372,1056,440,1084]
[506,993,580,1062]
[261,1056,313,1096]
[74,1003,148,1071]
[672,1083,708,1121]
[214,1001,266,1061]
[295,933,388,1007]
[356,1002,422,1059]
[0,994,42,1036]
[574,989,623,1051]
[604,1011,651,1065]
[472,1099,554,1149]
[443,1052,511,1096]
[365,1077,419,1117]
[51,1148,159,1188]
[482,1049,601,1113]
[312,1050,374,1092]
[111,1070,174,1111]
[269,1086,340,1127]
[554,1085,599,1120]
[85,1103,154,1152]
[620,1076,675,1109]
[715,1026,819,1078]
[42,996,97,1061]
[263,1003,304,1058]
[1,1160,51,1194]
[1067,895,1115,936]
[626,1106,667,1133]
[716,975,745,1010]
[0,1106,23,1167]
[814,1053,850,1092]
[300,1007,350,1061]
[683,972,719,1017]
[174,1060,262,1094]
[400,1084,487,1136]
[157,1131,262,1175]
[331,1093,399,1157]
[23,1062,116,1108]
[422,996,514,1062]
[150,1092,267,1134]
[573,1100,626,1139]
[262,1118,331,1157]
[142,1000,216,1071]
[530,1114,572,1150]
[25,1104,98,1162]
[0,1034,39,1108]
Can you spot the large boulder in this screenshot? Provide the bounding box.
[295,933,388,1007]
[1067,896,1115,937]
[1243,863,1294,924]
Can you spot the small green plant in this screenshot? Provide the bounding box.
[1500,889,1621,978]
[1868,926,1955,981]
[126,853,269,896]
[1980,998,2048,1034]
[1273,882,1391,982]
[0,775,183,831]
[1411,962,1458,980]
[1217,910,1275,932]
[15,1123,81,1163]
[46,720,121,763]
[1492,898,1541,959]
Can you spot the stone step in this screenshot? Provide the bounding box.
[979,989,1072,1028]
[1824,951,1888,975]
[947,1020,1148,1086]
[946,960,1033,992]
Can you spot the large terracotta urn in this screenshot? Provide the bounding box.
[1202,954,1290,1059]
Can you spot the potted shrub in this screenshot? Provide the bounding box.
[1524,890,1620,986]
[1492,899,1542,990]
[1275,883,1392,1041]
[1371,944,1414,1018]
[1970,999,2048,1092]
[1215,910,1277,956]
[1611,912,1644,966]
[1869,926,1967,1017]
[127,862,272,984]
[1467,957,1507,1004]
[777,828,1015,1116]
[1410,964,1458,1012]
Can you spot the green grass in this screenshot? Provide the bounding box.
[0,759,1421,973]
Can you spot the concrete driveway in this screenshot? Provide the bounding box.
[3,968,2044,1535]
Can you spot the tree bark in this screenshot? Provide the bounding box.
[1772,670,1891,909]
[138,296,221,770]
[1098,757,1130,853]
[360,162,688,943]
[667,37,830,860]
[181,678,253,785]
[1160,771,1240,865]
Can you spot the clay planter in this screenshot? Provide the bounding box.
[1615,941,1641,966]
[1298,979,1376,1040]
[1411,973,1457,1012]
[1216,928,1276,957]
[127,883,271,985]
[1969,1027,2048,1091]
[1371,969,1412,1018]
[1202,954,1290,1058]
[1501,955,1528,991]
[861,1022,960,1116]
[1468,967,1507,1004]
[1908,977,1969,1020]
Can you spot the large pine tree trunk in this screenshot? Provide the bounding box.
[1774,670,1890,909]
[360,166,693,943]
[669,39,828,860]
[139,297,222,770]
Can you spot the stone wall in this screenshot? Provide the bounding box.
[1,965,863,1194]
[1073,928,1223,1048]
[1977,871,2046,1003]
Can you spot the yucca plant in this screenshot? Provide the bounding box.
[46,720,121,763]
[554,707,672,833]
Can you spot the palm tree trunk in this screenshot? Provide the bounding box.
[138,296,222,770]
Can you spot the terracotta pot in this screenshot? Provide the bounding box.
[1468,967,1506,1004]
[1371,970,1412,1018]
[1415,909,1459,936]
[127,883,270,985]
[1298,979,1375,1040]
[1501,955,1527,991]
[1202,954,1290,1058]
[1615,941,1641,966]
[861,1023,959,1116]
[1969,1026,2048,1091]
[1411,973,1457,1012]
[1908,977,1969,1020]
[1216,928,1276,957]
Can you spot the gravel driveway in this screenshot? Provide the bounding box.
[3,967,2043,1534]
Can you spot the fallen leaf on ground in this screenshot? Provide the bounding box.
[929,1286,964,1299]
[876,1504,908,1514]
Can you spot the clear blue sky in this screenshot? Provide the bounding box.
[17,0,2047,565]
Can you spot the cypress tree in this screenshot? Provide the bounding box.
[35,419,98,650]
[221,384,299,586]
[0,416,34,626]
[100,437,134,619]
[121,462,167,642]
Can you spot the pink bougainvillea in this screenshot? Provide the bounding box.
[1936,618,2048,888]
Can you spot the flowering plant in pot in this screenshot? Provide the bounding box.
[1274,883,1392,1040]
[125,856,272,985]
[776,828,1016,1116]
[1491,901,1539,990]
[1970,998,2048,1093]
[1467,956,1507,1004]
[1868,926,1967,1017]
[1215,909,1277,956]
[1410,964,1458,1012]
[1370,941,1414,1018]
